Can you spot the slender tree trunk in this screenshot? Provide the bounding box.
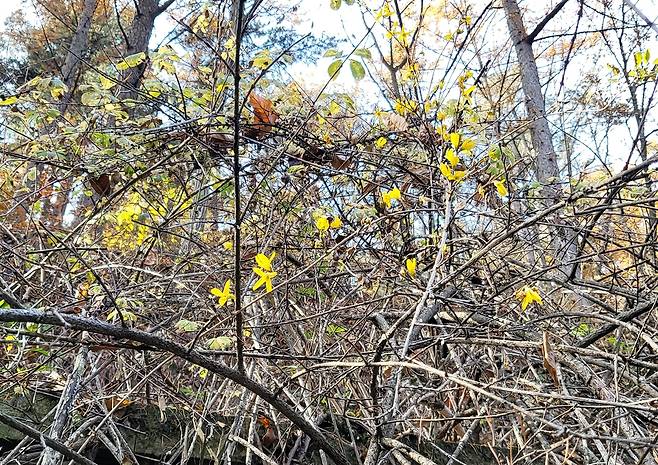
[119,0,175,102]
[42,0,97,230]
[59,0,98,112]
[502,0,578,276]
[503,0,561,204]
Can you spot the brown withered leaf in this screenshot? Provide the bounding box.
[248,92,279,139]
[330,154,352,170]
[104,395,133,413]
[89,174,112,197]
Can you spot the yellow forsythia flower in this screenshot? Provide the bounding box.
[375,137,388,149]
[255,252,276,271]
[330,217,342,229]
[253,267,277,293]
[450,132,460,149]
[405,257,417,277]
[461,138,475,151]
[445,148,459,167]
[382,187,402,208]
[315,216,330,232]
[493,179,508,197]
[440,164,467,182]
[516,286,543,311]
[210,280,235,307]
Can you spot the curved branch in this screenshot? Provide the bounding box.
[0,308,350,465]
[0,412,97,465]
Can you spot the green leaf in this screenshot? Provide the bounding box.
[295,287,317,297]
[330,0,341,10]
[81,92,102,107]
[26,167,37,182]
[354,48,372,60]
[328,59,343,79]
[106,309,137,322]
[99,75,116,90]
[344,0,355,4]
[49,77,68,99]
[288,164,307,175]
[326,323,347,336]
[339,93,356,111]
[175,319,201,332]
[252,49,272,69]
[349,60,365,80]
[117,51,146,70]
[572,323,591,337]
[207,336,234,350]
[323,48,342,58]
[0,299,10,309]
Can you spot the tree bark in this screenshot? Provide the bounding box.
[502,0,561,204]
[39,345,89,465]
[502,0,578,276]
[119,0,175,102]
[59,0,99,112]
[41,0,98,229]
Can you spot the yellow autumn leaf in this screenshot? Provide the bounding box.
[99,75,116,90]
[252,50,272,69]
[207,336,234,350]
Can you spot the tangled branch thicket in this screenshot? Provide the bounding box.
[1,1,658,464]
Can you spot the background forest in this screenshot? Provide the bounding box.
[1,0,658,464]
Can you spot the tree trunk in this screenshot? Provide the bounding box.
[119,0,174,102]
[502,0,578,276]
[502,0,561,204]
[42,0,98,229]
[59,0,98,112]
